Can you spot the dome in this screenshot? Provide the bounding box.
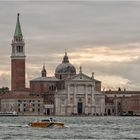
[55,52,76,77]
[55,63,76,74]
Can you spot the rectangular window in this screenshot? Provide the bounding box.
[70,98,73,104]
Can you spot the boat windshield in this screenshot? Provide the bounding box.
[41,119,50,122]
[41,118,57,122]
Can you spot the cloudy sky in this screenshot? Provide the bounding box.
[0,0,140,91]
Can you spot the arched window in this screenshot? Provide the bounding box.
[16,46,23,53]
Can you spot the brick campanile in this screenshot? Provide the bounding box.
[11,13,26,91]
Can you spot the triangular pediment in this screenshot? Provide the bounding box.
[66,73,94,82]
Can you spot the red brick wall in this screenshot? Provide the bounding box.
[120,97,140,115]
[127,99,140,111]
[44,94,54,104]
[30,81,57,94]
[11,59,25,91]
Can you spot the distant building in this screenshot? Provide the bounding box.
[0,92,44,115]
[105,90,140,116]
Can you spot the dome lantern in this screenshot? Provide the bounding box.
[62,51,69,63]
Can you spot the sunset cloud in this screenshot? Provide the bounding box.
[70,45,140,63]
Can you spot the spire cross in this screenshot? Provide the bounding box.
[43,64,45,70]
[65,49,67,56]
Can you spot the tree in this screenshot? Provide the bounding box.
[0,86,9,94]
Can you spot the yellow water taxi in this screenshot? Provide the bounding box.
[29,118,64,128]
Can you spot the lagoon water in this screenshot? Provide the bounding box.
[0,116,140,139]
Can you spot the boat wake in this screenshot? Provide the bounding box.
[0,124,29,128]
[8,125,29,128]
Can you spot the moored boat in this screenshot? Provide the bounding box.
[29,118,64,128]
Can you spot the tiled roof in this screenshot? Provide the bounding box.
[0,91,43,99]
[105,91,140,94]
[30,76,60,82]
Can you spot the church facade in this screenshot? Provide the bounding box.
[55,72,105,115]
[0,14,105,116]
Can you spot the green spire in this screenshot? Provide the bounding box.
[14,13,22,37]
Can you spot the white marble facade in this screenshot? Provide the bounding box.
[55,72,105,116]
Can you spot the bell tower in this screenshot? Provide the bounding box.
[41,65,47,77]
[11,13,26,91]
